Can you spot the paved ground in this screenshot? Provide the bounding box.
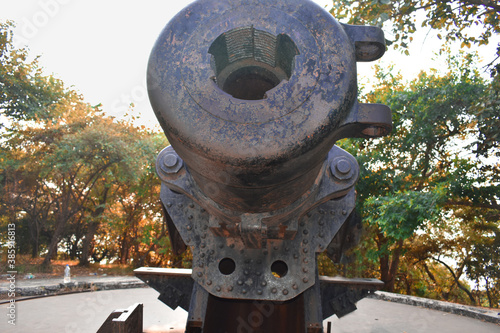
[0,275,145,298]
[1,276,499,332]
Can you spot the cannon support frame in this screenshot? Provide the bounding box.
[100,0,392,332]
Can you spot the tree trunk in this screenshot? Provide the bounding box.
[79,187,109,266]
[379,238,403,292]
[29,217,40,259]
[42,215,66,266]
[388,240,403,290]
[423,262,449,300]
[120,234,129,265]
[433,257,476,305]
[485,280,493,308]
[379,253,390,286]
[43,188,73,266]
[31,229,39,259]
[79,222,99,266]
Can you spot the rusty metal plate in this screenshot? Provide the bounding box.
[134,267,384,320]
[158,145,359,301]
[147,0,363,212]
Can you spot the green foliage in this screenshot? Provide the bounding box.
[464,219,500,306]
[0,21,66,121]
[474,64,500,157]
[364,190,442,242]
[330,0,500,60]
[343,52,500,302]
[1,12,498,309]
[0,22,176,269]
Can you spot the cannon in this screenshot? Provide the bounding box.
[133,0,392,332]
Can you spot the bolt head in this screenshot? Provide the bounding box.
[163,153,178,168]
[336,158,351,174]
[330,157,355,180]
[158,150,184,175]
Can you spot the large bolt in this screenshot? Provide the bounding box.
[330,157,353,180]
[158,150,184,175]
[163,153,178,168]
[336,158,351,174]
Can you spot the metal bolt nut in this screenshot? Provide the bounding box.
[158,150,184,175]
[336,158,351,174]
[163,153,178,168]
[330,157,354,180]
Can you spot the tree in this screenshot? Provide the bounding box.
[0,21,66,122]
[345,53,500,295]
[473,67,500,157]
[0,21,173,269]
[85,132,168,267]
[330,0,500,62]
[1,77,169,267]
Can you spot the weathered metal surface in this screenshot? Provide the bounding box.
[157,146,358,301]
[97,303,143,333]
[320,276,384,319]
[325,211,363,263]
[135,267,193,311]
[142,0,391,331]
[135,267,384,327]
[148,0,391,213]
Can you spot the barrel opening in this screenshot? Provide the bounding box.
[209,26,299,100]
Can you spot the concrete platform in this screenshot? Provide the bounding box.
[0,275,146,298]
[1,287,499,333]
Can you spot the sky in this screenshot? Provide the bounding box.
[0,0,497,128]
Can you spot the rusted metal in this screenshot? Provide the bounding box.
[97,303,143,333]
[140,0,391,331]
[155,145,359,302]
[147,0,391,213]
[135,267,383,331]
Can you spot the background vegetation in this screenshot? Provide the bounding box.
[1,0,499,309]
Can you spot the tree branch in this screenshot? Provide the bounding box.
[432,257,476,304]
[462,0,500,13]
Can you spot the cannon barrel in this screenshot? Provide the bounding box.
[144,0,392,330]
[148,0,391,214]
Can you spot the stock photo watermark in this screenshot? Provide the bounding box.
[108,66,166,119]
[14,0,73,48]
[6,223,17,326]
[236,301,275,333]
[110,82,149,118]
